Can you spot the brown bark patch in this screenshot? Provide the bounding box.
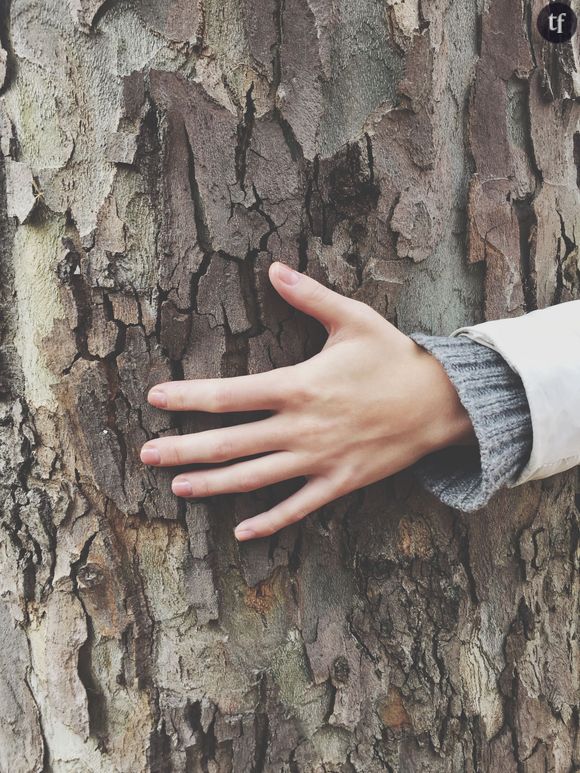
[244,577,277,615]
[379,687,412,730]
[397,517,433,559]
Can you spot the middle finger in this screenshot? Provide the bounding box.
[140,416,288,467]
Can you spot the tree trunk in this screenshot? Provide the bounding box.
[0,0,578,770]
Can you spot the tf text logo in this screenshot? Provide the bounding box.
[537,3,578,43]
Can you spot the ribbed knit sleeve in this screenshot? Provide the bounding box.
[407,333,533,511]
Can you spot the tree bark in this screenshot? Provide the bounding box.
[0,1,578,771]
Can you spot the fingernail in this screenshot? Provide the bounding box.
[172,479,193,496]
[148,390,167,408]
[141,446,161,465]
[276,263,301,286]
[235,527,256,541]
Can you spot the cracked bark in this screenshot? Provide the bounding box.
[0,0,578,771]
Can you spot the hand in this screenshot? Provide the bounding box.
[140,262,476,541]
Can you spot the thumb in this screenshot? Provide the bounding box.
[268,261,356,335]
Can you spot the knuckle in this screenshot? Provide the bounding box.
[295,417,324,446]
[210,384,233,413]
[274,374,294,403]
[331,469,352,496]
[238,469,262,493]
[288,509,305,524]
[175,382,194,409]
[287,376,315,407]
[309,281,328,303]
[212,437,234,461]
[172,443,187,466]
[348,299,378,326]
[193,476,212,497]
[171,387,185,410]
[261,523,277,537]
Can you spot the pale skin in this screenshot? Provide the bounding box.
[141,261,477,541]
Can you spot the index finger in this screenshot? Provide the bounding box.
[148,366,294,413]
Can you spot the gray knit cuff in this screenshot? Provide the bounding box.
[408,333,533,512]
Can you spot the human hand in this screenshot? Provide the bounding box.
[140,262,476,541]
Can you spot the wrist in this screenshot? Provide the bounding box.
[412,345,477,456]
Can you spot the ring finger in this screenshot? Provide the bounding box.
[171,451,307,497]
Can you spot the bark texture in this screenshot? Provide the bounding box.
[0,1,579,771]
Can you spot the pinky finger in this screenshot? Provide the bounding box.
[233,476,334,541]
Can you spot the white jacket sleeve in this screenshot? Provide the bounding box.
[450,299,580,486]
